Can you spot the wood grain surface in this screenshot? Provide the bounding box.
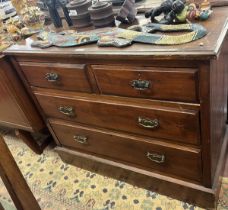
[0,135,40,210]
[20,62,92,92]
[0,56,44,132]
[50,119,202,182]
[34,89,201,145]
[92,65,199,102]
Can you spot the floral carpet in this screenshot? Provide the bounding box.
[0,133,227,210]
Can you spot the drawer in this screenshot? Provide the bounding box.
[92,65,198,102]
[19,62,92,92]
[35,91,200,145]
[50,119,202,182]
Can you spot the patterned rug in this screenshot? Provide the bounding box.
[0,133,227,210]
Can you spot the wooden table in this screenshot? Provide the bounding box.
[0,135,40,210]
[4,6,228,209]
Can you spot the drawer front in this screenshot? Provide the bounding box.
[50,120,202,182]
[19,62,92,92]
[35,92,200,145]
[92,65,198,102]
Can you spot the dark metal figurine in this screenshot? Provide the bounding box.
[44,0,73,28]
[145,0,186,24]
[116,0,137,24]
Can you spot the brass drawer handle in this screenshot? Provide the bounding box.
[138,117,159,129]
[130,79,150,90]
[58,106,75,117]
[45,72,59,82]
[146,152,165,163]
[73,135,88,144]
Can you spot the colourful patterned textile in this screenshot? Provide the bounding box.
[0,133,227,210]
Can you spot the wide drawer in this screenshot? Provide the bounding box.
[35,91,200,145]
[19,62,92,92]
[50,119,202,182]
[92,65,198,102]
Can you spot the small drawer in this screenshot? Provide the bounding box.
[19,62,92,92]
[50,119,202,182]
[35,91,200,145]
[92,65,198,102]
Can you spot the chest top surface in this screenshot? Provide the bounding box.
[4,7,228,60]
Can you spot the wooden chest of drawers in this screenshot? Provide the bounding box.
[0,56,44,132]
[0,55,49,154]
[4,7,228,208]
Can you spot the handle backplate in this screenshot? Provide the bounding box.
[58,106,75,117]
[146,152,165,163]
[130,79,150,90]
[73,135,88,144]
[45,72,59,82]
[138,117,159,129]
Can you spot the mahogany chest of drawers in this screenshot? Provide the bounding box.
[0,55,48,154]
[0,55,44,132]
[4,7,228,208]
